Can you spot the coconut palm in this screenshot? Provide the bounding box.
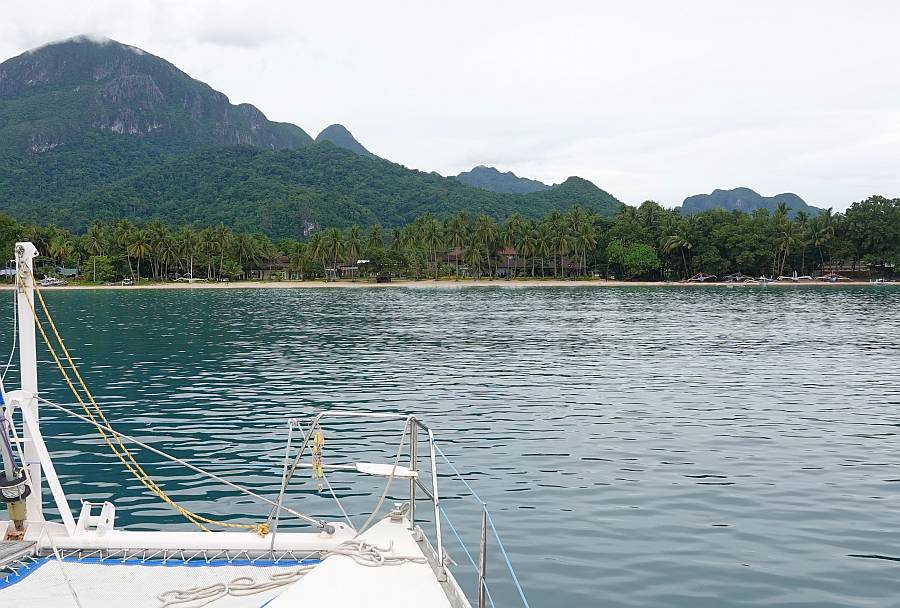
[421,216,442,278]
[473,215,497,278]
[82,227,104,281]
[575,220,597,277]
[323,228,344,279]
[535,224,553,278]
[517,228,536,278]
[555,228,574,278]
[445,214,469,279]
[49,235,74,266]
[775,221,800,276]
[463,242,485,279]
[365,224,384,251]
[661,234,693,279]
[127,229,151,280]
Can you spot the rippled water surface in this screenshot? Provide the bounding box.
[3,285,900,607]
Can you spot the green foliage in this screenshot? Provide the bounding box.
[607,240,659,279]
[84,255,115,282]
[0,194,897,284]
[0,143,623,238]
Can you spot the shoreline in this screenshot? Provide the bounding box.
[5,279,893,290]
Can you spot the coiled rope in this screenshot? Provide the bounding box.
[157,540,427,608]
[16,269,269,535]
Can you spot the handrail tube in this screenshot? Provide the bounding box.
[427,428,445,579]
[478,503,487,608]
[409,418,417,529]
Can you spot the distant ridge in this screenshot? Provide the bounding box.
[681,187,822,216]
[455,165,552,194]
[0,35,626,237]
[0,35,313,153]
[315,124,376,158]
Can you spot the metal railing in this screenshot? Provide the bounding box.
[285,410,529,608]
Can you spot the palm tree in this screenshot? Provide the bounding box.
[49,235,74,266]
[555,228,573,278]
[773,202,791,228]
[127,229,151,280]
[214,224,232,279]
[445,214,468,279]
[307,232,327,277]
[345,225,363,274]
[82,228,104,281]
[365,224,384,251]
[474,215,497,278]
[575,221,597,277]
[813,208,835,273]
[232,233,256,277]
[323,228,344,279]
[517,229,536,278]
[200,227,218,279]
[536,224,553,278]
[115,220,136,277]
[157,235,179,281]
[421,216,442,278]
[463,242,485,279]
[661,234,693,279]
[775,221,799,276]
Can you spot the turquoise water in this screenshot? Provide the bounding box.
[3,285,900,607]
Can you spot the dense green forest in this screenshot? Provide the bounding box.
[5,195,897,283]
[0,142,623,236]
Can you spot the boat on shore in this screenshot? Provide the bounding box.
[0,242,526,607]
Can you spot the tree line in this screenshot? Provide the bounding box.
[1,194,897,282]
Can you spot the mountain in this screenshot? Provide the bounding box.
[315,124,376,158]
[0,36,312,153]
[0,36,624,237]
[0,143,623,237]
[681,188,821,216]
[455,165,551,194]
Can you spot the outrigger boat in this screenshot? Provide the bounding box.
[777,271,813,282]
[816,272,850,283]
[0,243,528,608]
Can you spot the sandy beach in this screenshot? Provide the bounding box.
[5,279,889,290]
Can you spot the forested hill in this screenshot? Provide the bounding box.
[682,188,822,216]
[0,36,312,153]
[315,124,377,158]
[1,142,623,237]
[0,36,623,237]
[455,165,551,194]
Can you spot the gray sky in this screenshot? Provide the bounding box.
[3,1,899,210]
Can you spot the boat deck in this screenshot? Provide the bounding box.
[0,518,467,607]
[0,541,35,568]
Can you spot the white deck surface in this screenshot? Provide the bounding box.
[0,517,465,607]
[268,517,456,608]
[0,559,305,607]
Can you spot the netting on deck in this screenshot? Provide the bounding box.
[0,555,320,608]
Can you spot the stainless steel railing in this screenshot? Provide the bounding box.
[287,410,526,608]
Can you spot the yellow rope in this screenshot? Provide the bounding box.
[17,270,269,536]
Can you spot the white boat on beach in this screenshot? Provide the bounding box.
[0,242,527,608]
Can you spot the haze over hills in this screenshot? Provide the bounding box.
[454,165,552,194]
[681,188,822,216]
[0,36,624,236]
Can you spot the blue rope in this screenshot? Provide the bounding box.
[485,510,530,608]
[434,442,530,608]
[440,506,496,608]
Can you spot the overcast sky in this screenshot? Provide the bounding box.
[2,1,899,210]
